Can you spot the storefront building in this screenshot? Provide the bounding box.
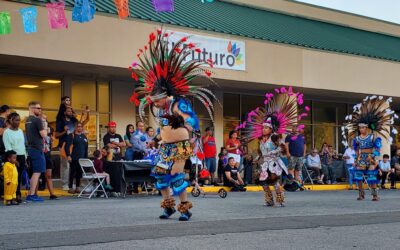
[1,0,400,177]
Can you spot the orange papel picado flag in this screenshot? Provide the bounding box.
[114,0,129,19]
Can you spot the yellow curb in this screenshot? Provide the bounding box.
[18,183,400,197]
[20,189,73,198]
[186,183,400,193]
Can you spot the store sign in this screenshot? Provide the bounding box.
[168,31,246,71]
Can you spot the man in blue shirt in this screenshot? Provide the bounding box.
[132,121,147,160]
[285,128,306,187]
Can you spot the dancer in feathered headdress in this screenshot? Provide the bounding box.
[342,95,398,201]
[128,28,218,221]
[238,86,309,206]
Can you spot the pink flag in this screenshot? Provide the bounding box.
[46,1,68,29]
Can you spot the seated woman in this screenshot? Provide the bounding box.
[306,149,324,184]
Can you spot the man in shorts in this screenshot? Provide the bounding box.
[285,128,306,190]
[202,127,217,184]
[25,101,48,202]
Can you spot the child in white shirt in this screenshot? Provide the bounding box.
[378,154,391,189]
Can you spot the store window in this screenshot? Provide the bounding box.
[337,103,347,125]
[98,82,111,148]
[0,73,61,110]
[313,101,336,124]
[303,124,313,152]
[0,73,61,143]
[72,80,96,111]
[241,95,264,119]
[98,82,110,113]
[223,93,240,144]
[135,105,150,125]
[0,73,62,177]
[308,101,349,154]
[241,94,264,154]
[223,93,240,120]
[300,100,312,125]
[314,125,336,151]
[72,80,110,152]
[193,98,213,133]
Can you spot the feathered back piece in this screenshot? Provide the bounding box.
[237,86,310,144]
[128,28,219,122]
[341,95,398,147]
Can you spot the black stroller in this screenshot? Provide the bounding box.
[189,136,228,198]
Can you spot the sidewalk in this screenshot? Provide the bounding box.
[20,183,400,197]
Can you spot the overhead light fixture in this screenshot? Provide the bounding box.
[42,79,61,84]
[19,84,39,88]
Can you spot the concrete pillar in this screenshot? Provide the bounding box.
[214,90,224,154]
[110,80,135,135]
[380,101,391,158]
[148,106,157,129]
[62,76,72,98]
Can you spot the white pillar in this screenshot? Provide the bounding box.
[380,101,391,158]
[148,106,157,129]
[214,90,224,154]
[110,80,135,135]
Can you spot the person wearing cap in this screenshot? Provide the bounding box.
[103,121,126,161]
[0,105,11,158]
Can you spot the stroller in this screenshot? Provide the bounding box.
[190,135,227,198]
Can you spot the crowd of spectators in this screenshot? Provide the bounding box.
[1,98,400,205]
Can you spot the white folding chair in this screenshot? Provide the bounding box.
[302,161,314,185]
[78,159,108,199]
[303,167,315,185]
[362,175,372,191]
[141,181,157,195]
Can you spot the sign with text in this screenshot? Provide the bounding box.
[168,31,246,71]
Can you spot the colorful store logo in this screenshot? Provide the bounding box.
[168,30,246,71]
[227,41,243,66]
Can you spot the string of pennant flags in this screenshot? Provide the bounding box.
[0,0,214,35]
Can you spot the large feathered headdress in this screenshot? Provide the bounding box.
[128,28,219,122]
[237,86,310,143]
[341,95,398,147]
